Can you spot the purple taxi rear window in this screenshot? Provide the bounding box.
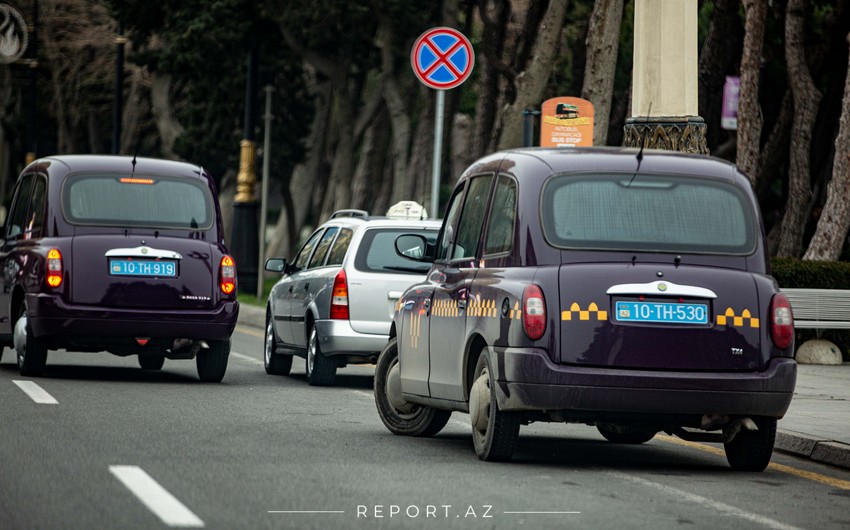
[541,173,756,255]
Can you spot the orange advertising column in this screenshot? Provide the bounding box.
[540,97,595,147]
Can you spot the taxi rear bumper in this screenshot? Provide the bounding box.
[490,347,797,419]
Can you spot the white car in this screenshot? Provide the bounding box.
[264,206,441,385]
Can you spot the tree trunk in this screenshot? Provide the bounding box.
[736,0,768,186]
[777,0,822,258]
[803,33,850,261]
[150,74,186,159]
[581,0,624,147]
[698,0,744,152]
[497,0,569,150]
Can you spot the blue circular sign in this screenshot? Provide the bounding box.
[411,27,474,90]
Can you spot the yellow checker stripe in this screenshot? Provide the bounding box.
[562,302,608,321]
[716,307,760,328]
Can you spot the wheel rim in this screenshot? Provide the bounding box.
[470,367,491,436]
[307,329,316,376]
[264,319,273,367]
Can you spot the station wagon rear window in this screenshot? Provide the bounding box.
[541,173,756,254]
[63,174,214,229]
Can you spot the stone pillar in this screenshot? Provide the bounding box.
[624,0,708,154]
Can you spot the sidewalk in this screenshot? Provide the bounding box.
[236,304,850,469]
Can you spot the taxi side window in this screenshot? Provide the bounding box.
[484,175,516,256]
[5,174,35,240]
[25,177,47,240]
[326,228,352,266]
[451,176,491,260]
[293,229,323,272]
[308,227,338,269]
[436,184,466,261]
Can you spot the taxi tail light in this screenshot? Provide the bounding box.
[330,269,349,320]
[770,293,794,350]
[46,248,63,288]
[523,284,546,340]
[220,255,236,295]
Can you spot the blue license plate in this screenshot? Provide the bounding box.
[615,301,708,324]
[109,259,177,277]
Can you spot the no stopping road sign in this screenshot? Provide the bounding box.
[411,27,474,90]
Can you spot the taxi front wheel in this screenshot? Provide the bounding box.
[374,338,451,437]
[470,354,520,461]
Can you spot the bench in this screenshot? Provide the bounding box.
[782,288,850,330]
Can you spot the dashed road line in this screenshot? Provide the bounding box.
[230,351,262,366]
[610,471,803,530]
[13,380,58,404]
[235,325,263,338]
[110,465,204,528]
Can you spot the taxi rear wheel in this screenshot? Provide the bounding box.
[470,354,520,461]
[724,416,777,471]
[374,338,451,437]
[138,355,165,370]
[15,306,48,377]
[596,424,657,444]
[306,327,336,386]
[196,339,230,383]
[264,311,292,375]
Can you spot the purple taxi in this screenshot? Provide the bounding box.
[374,147,796,471]
[0,155,239,382]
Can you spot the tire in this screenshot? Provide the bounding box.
[374,338,451,437]
[469,354,520,461]
[596,424,657,444]
[138,355,165,370]
[724,416,777,471]
[15,306,48,377]
[306,326,336,386]
[264,311,292,375]
[196,339,230,383]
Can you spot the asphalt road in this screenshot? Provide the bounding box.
[2,325,850,529]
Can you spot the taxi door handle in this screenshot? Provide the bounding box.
[423,299,431,308]
[457,299,467,309]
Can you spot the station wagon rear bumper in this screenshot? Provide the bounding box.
[314,319,388,357]
[26,293,238,340]
[491,347,796,419]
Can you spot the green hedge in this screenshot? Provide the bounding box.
[771,258,850,360]
[770,257,850,289]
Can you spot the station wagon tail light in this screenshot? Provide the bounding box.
[220,255,236,294]
[330,269,349,320]
[770,293,794,350]
[523,284,546,340]
[46,248,63,288]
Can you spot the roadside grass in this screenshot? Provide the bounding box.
[236,276,278,307]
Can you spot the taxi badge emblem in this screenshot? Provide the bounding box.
[141,247,148,255]
[657,283,667,292]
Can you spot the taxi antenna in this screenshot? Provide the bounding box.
[626,102,651,188]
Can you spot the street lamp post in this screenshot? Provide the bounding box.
[230,45,260,295]
[623,0,708,154]
[113,22,126,155]
[25,0,38,165]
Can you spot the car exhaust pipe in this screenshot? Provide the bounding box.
[665,417,758,444]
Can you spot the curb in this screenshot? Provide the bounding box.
[236,303,850,470]
[776,429,850,470]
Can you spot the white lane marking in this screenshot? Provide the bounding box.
[13,380,58,404]
[351,390,372,399]
[109,465,204,528]
[611,472,804,530]
[230,351,262,366]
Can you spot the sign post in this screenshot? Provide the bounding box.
[411,27,474,218]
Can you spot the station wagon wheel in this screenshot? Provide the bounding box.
[306,327,336,386]
[596,424,657,444]
[196,339,230,383]
[374,338,451,437]
[724,416,777,472]
[138,355,165,370]
[264,310,292,375]
[470,354,520,461]
[14,305,48,377]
